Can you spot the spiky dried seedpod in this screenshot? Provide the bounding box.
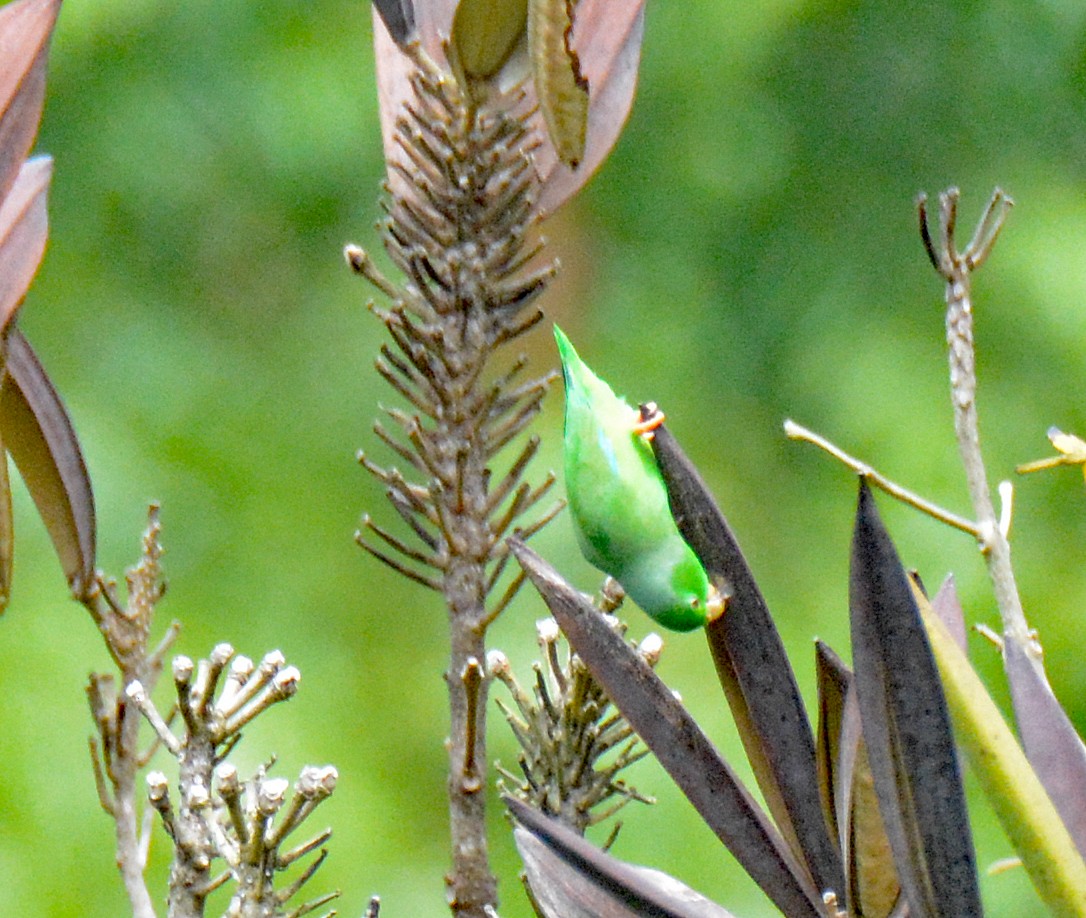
[350,48,562,627]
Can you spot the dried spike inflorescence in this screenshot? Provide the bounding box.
[491,610,656,841]
[348,42,566,916]
[347,48,561,616]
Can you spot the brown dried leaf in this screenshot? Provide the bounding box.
[527,0,588,168]
[837,688,902,918]
[0,155,50,333]
[814,640,850,854]
[535,0,643,215]
[2,328,96,597]
[0,0,59,206]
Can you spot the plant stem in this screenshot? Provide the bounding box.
[352,50,557,917]
[917,189,1036,654]
[84,510,173,918]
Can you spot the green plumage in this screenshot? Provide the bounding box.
[555,326,716,632]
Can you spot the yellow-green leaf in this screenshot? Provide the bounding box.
[450,0,528,82]
[528,0,588,167]
[917,590,1086,916]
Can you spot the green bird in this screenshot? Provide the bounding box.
[555,325,724,631]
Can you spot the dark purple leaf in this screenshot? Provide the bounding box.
[1004,636,1086,860]
[511,538,824,918]
[2,328,96,597]
[929,574,967,654]
[0,155,50,334]
[849,481,981,917]
[0,0,58,208]
[508,796,740,918]
[372,0,414,47]
[650,423,845,901]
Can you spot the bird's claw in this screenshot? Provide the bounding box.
[635,402,666,440]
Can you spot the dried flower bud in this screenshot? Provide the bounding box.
[258,777,290,815]
[486,649,511,676]
[638,632,664,667]
[272,666,301,699]
[298,765,339,799]
[230,655,255,680]
[260,650,286,673]
[172,655,194,685]
[215,762,240,797]
[536,617,560,644]
[147,771,169,803]
[189,781,211,809]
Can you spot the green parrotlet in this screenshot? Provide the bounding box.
[555,325,724,631]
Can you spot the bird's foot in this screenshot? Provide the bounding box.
[635,402,666,440]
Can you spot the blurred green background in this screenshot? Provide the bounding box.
[1,0,1084,914]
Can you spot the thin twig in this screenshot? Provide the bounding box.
[784,419,980,536]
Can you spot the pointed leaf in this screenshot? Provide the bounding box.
[837,686,902,918]
[528,0,588,168]
[815,640,850,854]
[535,1,643,215]
[918,592,1086,914]
[372,0,414,47]
[1003,635,1086,861]
[650,423,845,899]
[511,538,824,918]
[0,0,58,207]
[508,796,740,918]
[450,0,526,83]
[0,155,50,333]
[849,481,981,917]
[929,574,967,653]
[2,328,95,596]
[372,0,645,217]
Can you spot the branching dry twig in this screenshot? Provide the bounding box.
[84,505,173,918]
[85,508,340,918]
[916,188,1037,658]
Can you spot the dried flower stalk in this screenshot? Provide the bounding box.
[347,48,561,917]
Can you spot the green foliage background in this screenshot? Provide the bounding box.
[1,0,1084,914]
